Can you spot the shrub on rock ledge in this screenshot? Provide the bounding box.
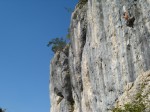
[47,37,67,53]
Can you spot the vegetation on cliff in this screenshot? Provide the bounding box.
[47,37,67,53]
[112,73,150,112]
[112,100,145,112]
[77,0,88,9]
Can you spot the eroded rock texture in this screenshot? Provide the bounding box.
[115,70,150,112]
[50,46,74,112]
[50,0,150,112]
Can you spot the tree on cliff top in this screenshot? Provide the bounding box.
[47,37,67,53]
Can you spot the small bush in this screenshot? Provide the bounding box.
[112,102,145,112]
[77,0,88,9]
[47,37,67,53]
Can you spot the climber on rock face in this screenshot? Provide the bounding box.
[123,6,135,28]
[123,12,129,21]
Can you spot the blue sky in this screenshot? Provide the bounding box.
[0,0,78,112]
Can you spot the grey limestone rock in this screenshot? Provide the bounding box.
[50,0,150,112]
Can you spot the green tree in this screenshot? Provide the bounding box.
[47,37,67,53]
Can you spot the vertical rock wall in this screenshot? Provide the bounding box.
[50,0,150,112]
[50,46,74,112]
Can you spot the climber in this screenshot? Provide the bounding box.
[123,6,135,28]
[123,12,129,21]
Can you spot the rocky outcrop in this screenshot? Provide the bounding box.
[114,70,150,112]
[50,45,74,112]
[50,0,150,112]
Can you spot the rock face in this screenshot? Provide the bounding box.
[50,0,150,112]
[50,46,74,112]
[115,70,150,112]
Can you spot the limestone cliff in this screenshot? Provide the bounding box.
[49,0,150,112]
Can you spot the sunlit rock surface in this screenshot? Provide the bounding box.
[50,0,150,112]
[115,70,150,112]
